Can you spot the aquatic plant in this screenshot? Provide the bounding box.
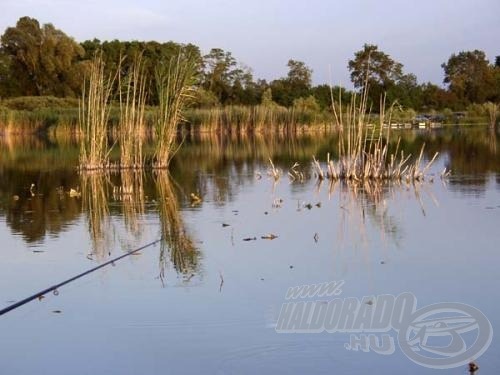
[312,87,439,181]
[153,51,198,169]
[78,53,119,170]
[118,54,148,169]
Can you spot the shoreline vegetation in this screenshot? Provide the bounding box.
[0,95,497,136]
[0,16,499,136]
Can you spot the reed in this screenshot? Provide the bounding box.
[78,53,119,170]
[483,102,499,129]
[153,51,198,168]
[312,87,439,182]
[185,104,332,133]
[118,54,148,169]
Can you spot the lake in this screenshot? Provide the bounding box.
[0,127,499,374]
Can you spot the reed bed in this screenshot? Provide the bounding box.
[185,105,331,133]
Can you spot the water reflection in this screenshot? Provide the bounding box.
[81,172,112,258]
[155,171,199,282]
[0,126,498,248]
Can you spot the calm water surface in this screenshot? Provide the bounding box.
[0,127,499,374]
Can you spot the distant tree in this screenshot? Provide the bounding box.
[310,84,352,110]
[270,59,312,107]
[441,50,496,105]
[348,44,403,89]
[387,73,423,109]
[495,56,500,68]
[0,16,85,97]
[287,59,312,91]
[420,83,459,111]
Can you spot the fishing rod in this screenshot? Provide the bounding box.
[0,238,163,317]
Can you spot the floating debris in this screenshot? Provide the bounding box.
[222,223,230,227]
[190,193,202,205]
[314,233,319,243]
[304,203,313,210]
[261,234,278,240]
[380,260,386,265]
[289,265,294,269]
[272,198,283,208]
[315,202,321,208]
[243,237,257,241]
[69,188,81,198]
[32,250,45,253]
[468,361,479,373]
[52,310,62,314]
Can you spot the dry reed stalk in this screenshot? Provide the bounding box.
[119,54,148,169]
[153,51,198,169]
[79,52,120,170]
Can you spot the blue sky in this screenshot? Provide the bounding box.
[1,0,498,87]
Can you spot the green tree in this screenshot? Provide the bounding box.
[348,44,403,107]
[201,48,254,104]
[270,59,312,107]
[441,50,496,105]
[0,16,85,97]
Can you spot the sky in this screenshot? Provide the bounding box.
[0,0,499,87]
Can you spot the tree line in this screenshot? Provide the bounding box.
[1,16,499,112]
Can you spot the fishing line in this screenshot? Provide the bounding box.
[0,238,162,317]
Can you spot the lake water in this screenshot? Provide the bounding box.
[0,127,499,374]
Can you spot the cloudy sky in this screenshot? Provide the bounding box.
[0,0,498,86]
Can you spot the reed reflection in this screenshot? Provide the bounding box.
[81,172,112,258]
[154,171,199,283]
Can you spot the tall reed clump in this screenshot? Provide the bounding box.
[119,55,148,169]
[312,85,439,182]
[153,52,198,168]
[79,53,119,170]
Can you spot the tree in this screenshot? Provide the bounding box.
[270,59,312,107]
[0,16,85,97]
[441,50,496,105]
[201,48,254,105]
[348,44,403,90]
